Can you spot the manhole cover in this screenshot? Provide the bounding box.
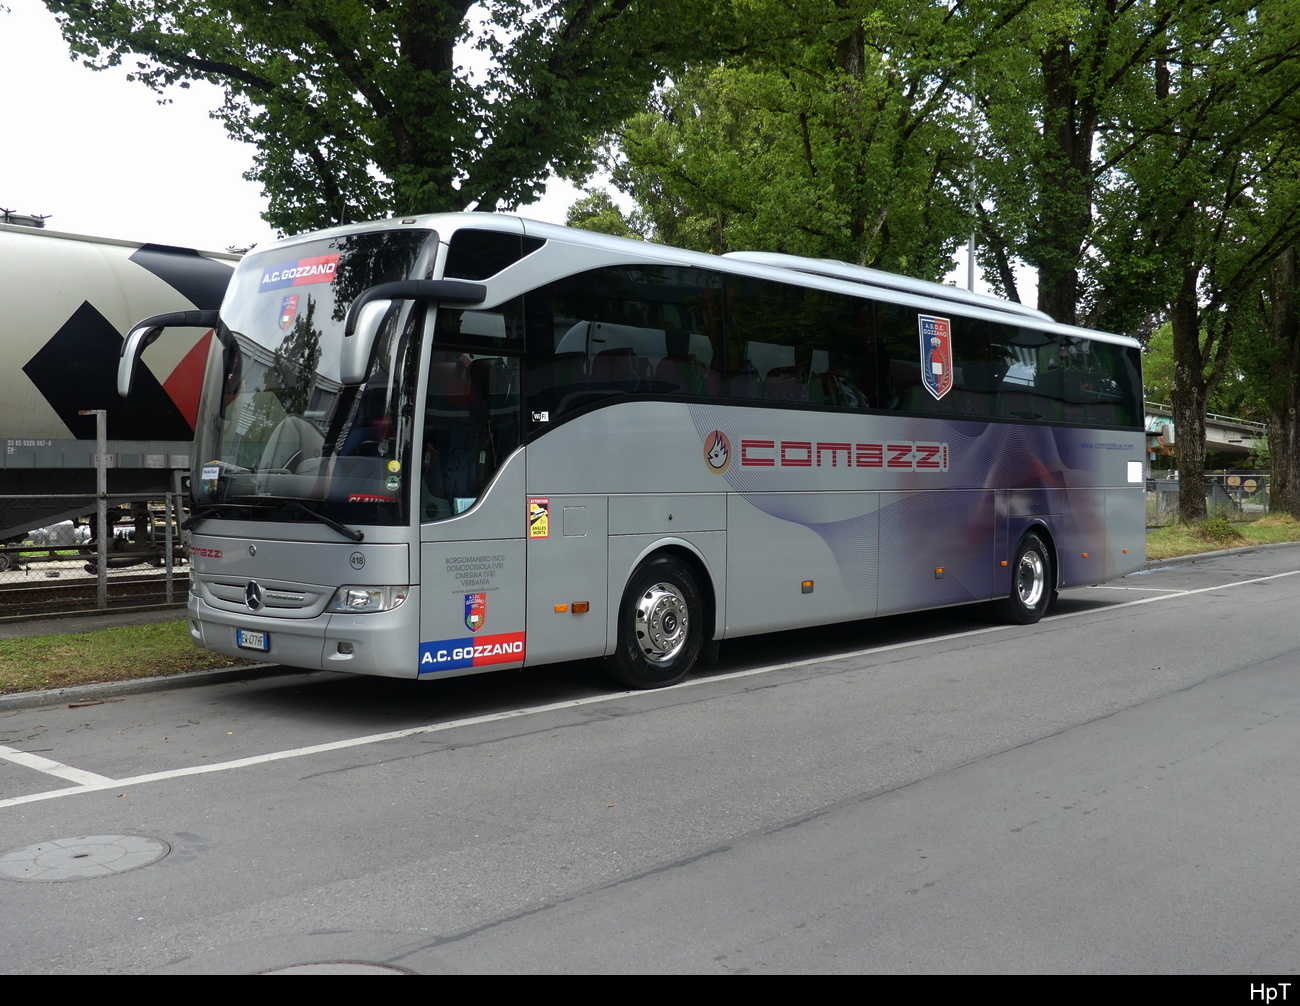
[0,835,170,881]
[261,961,415,974]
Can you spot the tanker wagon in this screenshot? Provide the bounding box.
[0,217,237,560]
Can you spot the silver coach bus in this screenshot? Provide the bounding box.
[119,213,1145,688]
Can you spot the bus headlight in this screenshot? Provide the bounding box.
[327,585,409,613]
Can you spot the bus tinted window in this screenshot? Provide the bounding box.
[521,260,1140,430]
[725,276,874,409]
[525,265,724,420]
[1053,335,1142,427]
[445,229,545,280]
[988,323,1142,427]
[874,302,992,416]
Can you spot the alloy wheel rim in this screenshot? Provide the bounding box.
[634,583,689,664]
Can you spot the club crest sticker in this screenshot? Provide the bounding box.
[464,592,486,633]
[703,429,731,473]
[278,294,299,331]
[919,314,953,401]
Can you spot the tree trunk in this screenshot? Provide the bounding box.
[1032,38,1098,325]
[1170,265,1209,522]
[1266,246,1300,517]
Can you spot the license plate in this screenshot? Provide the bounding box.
[236,628,269,652]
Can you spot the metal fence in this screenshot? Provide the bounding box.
[1146,472,1270,527]
[0,493,187,619]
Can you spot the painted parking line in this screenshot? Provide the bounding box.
[1,568,1297,812]
[0,744,113,786]
[1086,585,1192,593]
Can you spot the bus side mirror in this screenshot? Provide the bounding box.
[341,300,394,385]
[118,309,220,397]
[341,279,487,386]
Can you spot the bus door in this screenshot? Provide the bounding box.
[416,348,529,678]
[524,496,609,665]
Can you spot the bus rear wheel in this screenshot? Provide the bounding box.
[606,556,703,689]
[993,533,1052,624]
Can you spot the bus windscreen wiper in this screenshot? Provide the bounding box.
[281,500,365,542]
[183,499,362,542]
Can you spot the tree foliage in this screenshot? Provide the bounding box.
[565,189,646,239]
[47,1,1300,517]
[46,0,727,233]
[969,0,1200,322]
[600,0,1024,279]
[1084,2,1300,518]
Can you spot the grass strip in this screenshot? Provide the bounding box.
[1146,513,1300,561]
[0,620,256,695]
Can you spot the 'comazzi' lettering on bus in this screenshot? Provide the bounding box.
[738,439,950,471]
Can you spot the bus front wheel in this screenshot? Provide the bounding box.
[994,533,1052,625]
[607,556,703,689]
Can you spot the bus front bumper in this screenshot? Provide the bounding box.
[189,591,421,679]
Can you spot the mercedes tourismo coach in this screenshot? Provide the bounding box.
[119,213,1145,688]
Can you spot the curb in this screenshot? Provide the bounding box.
[0,662,297,712]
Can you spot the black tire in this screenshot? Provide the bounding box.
[993,533,1052,624]
[606,555,704,689]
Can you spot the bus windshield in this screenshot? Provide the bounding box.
[192,228,433,527]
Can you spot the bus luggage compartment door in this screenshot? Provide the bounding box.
[526,496,609,665]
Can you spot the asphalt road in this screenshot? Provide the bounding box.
[2,548,1299,974]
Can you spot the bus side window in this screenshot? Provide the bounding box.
[990,323,1051,421]
[525,265,724,421]
[423,346,521,519]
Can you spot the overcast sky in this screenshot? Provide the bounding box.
[1,1,582,252]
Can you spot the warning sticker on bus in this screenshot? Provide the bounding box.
[528,497,550,538]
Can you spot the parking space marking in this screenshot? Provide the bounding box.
[1,568,1297,812]
[0,744,114,786]
[1086,585,1191,593]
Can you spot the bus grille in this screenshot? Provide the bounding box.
[198,575,333,619]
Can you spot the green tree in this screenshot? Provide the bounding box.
[1256,245,1300,516]
[970,0,1213,322]
[1087,2,1300,520]
[602,0,1030,279]
[565,189,645,239]
[1143,320,1262,420]
[47,0,727,233]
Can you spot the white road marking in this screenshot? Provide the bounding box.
[0,744,114,786]
[1086,585,1190,593]
[2,568,1297,811]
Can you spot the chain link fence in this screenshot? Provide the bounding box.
[1146,472,1270,527]
[0,493,187,619]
